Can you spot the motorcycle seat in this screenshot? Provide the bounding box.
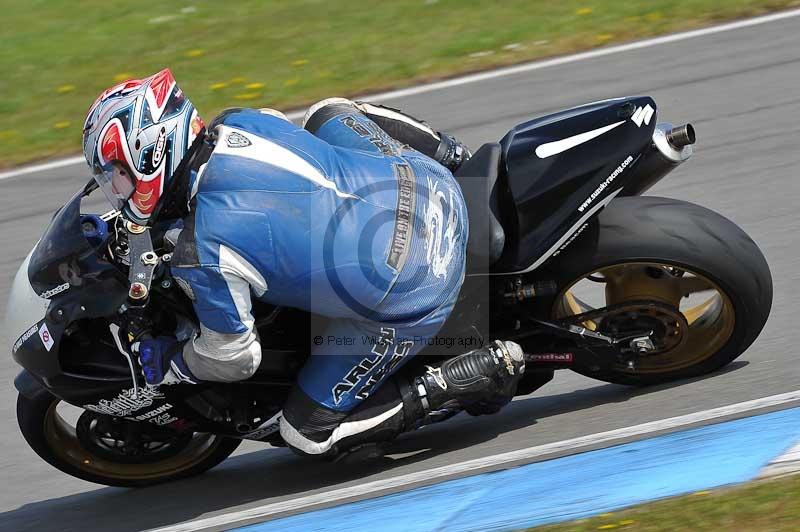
[454,143,506,266]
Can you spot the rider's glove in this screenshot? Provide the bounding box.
[132,336,198,385]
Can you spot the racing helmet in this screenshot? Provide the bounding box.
[82,69,205,224]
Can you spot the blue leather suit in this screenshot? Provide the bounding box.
[171,106,468,413]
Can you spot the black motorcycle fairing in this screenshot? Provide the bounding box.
[28,183,125,299]
[14,369,50,400]
[14,183,128,379]
[453,143,505,268]
[496,96,657,273]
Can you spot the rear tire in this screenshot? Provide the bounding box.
[543,196,772,385]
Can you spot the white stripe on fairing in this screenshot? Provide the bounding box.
[7,8,800,182]
[534,121,625,158]
[214,125,356,199]
[147,390,800,532]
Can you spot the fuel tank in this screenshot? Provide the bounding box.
[497,96,657,273]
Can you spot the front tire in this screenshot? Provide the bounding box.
[17,391,241,487]
[543,196,772,385]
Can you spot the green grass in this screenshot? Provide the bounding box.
[1,0,798,167]
[529,473,800,531]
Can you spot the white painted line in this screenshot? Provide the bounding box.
[148,390,800,532]
[770,442,800,464]
[6,7,800,183]
[0,156,85,181]
[352,7,800,102]
[759,440,800,478]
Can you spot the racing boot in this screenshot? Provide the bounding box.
[416,340,526,417]
[321,341,525,463]
[356,101,472,171]
[279,340,525,461]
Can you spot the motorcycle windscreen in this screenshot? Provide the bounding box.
[27,181,126,309]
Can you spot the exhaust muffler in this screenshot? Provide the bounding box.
[621,123,696,196]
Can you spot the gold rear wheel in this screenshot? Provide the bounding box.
[554,262,735,374]
[540,196,771,385]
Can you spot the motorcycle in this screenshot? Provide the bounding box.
[8,96,772,487]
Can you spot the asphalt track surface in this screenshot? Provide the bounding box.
[1,14,799,532]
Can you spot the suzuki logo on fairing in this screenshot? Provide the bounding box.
[535,121,626,158]
[631,105,655,127]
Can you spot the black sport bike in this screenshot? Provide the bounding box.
[9,96,772,486]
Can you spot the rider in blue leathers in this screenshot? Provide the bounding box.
[83,72,525,458]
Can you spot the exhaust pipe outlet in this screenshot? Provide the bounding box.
[652,122,694,164]
[666,124,696,149]
[620,122,695,197]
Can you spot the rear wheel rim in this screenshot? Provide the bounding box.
[43,401,224,481]
[553,262,736,374]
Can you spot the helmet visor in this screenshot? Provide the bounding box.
[92,160,135,211]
